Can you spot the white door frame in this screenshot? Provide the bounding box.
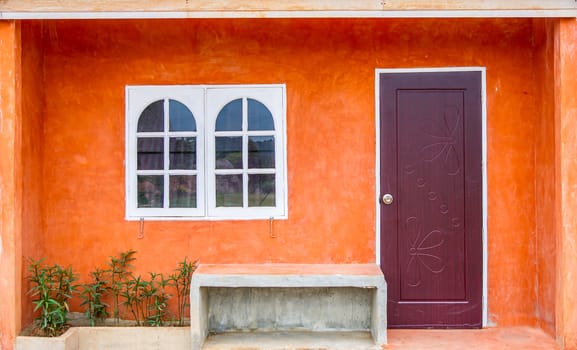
[374,67,488,327]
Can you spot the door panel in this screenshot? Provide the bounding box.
[380,71,483,328]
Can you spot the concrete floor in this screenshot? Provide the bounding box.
[203,331,378,350]
[386,327,558,349]
[203,327,559,350]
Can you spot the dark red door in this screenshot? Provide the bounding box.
[380,71,483,328]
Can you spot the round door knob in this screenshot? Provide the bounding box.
[382,194,394,205]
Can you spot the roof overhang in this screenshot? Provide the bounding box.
[1,0,577,20]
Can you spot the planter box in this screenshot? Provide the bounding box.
[15,328,78,350]
[16,327,190,350]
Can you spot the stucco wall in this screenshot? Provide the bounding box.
[21,18,547,328]
[555,18,577,349]
[20,21,46,331]
[533,19,557,337]
[0,20,22,350]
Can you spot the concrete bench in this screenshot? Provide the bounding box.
[190,264,387,350]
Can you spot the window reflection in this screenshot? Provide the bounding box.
[137,138,164,170]
[137,175,164,208]
[248,174,275,207]
[169,175,196,208]
[216,137,243,169]
[248,136,275,169]
[170,137,196,170]
[216,174,243,207]
[215,99,242,131]
[138,100,164,132]
[169,100,196,131]
[248,98,275,131]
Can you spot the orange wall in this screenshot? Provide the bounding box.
[533,19,557,337]
[29,18,545,327]
[0,21,23,350]
[20,21,46,329]
[556,18,577,349]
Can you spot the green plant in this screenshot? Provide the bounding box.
[146,273,171,326]
[80,268,109,326]
[27,258,78,337]
[108,249,136,323]
[120,272,172,327]
[122,274,147,326]
[26,250,198,331]
[170,257,197,326]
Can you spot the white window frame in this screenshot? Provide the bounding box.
[206,87,286,219]
[125,84,287,221]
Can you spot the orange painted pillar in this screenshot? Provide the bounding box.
[555,18,577,350]
[0,20,23,350]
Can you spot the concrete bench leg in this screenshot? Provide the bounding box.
[190,283,207,350]
[372,281,387,345]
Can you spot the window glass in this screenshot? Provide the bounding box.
[248,174,275,207]
[169,175,196,208]
[215,137,243,169]
[248,136,275,169]
[215,99,242,131]
[169,99,196,131]
[216,174,243,207]
[137,138,164,170]
[170,137,196,170]
[137,175,164,208]
[138,100,164,132]
[248,98,275,131]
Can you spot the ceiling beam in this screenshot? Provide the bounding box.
[1,0,577,19]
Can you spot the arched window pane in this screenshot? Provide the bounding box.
[169,99,196,131]
[248,98,274,131]
[215,99,242,131]
[138,100,164,132]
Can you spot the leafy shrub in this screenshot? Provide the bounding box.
[107,249,136,324]
[27,250,197,333]
[170,257,197,326]
[27,259,77,336]
[80,268,109,326]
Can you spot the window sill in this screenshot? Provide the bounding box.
[124,215,288,221]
